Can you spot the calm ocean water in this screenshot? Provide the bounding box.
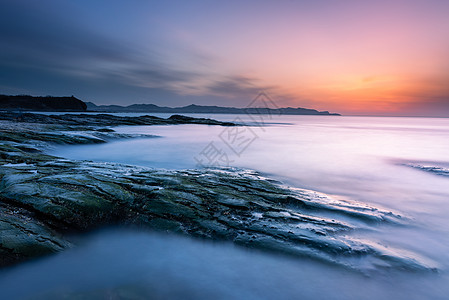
[2,114,449,299]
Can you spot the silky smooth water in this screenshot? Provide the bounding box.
[3,115,449,299]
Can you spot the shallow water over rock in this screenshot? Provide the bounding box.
[2,114,449,299]
[0,231,448,300]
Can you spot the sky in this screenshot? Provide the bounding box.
[1,0,449,116]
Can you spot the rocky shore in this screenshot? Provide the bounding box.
[0,113,437,272]
[0,112,236,127]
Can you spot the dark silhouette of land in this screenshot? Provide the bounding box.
[0,95,87,111]
[0,94,340,115]
[86,102,340,115]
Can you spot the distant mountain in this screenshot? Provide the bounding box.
[0,95,87,111]
[86,102,340,115]
[0,94,339,115]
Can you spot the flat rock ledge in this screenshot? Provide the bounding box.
[0,112,236,127]
[0,115,438,272]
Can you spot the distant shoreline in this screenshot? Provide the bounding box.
[1,94,340,115]
[86,102,341,116]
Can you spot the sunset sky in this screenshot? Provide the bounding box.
[1,0,449,116]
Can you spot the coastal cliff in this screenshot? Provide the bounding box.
[0,95,87,112]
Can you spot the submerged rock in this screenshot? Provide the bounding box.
[0,207,70,266]
[404,163,449,178]
[0,119,438,272]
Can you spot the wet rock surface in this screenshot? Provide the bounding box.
[0,115,438,272]
[404,163,449,178]
[0,112,236,127]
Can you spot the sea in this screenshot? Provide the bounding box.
[1,113,449,299]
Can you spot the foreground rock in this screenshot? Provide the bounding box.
[0,117,437,272]
[0,112,236,127]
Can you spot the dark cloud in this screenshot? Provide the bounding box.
[0,3,186,86]
[0,1,215,103]
[115,66,202,90]
[204,76,278,98]
[0,0,284,107]
[0,1,135,67]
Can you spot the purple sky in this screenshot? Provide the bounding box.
[1,0,449,116]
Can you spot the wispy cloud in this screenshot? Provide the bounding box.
[0,0,274,105]
[2,0,449,115]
